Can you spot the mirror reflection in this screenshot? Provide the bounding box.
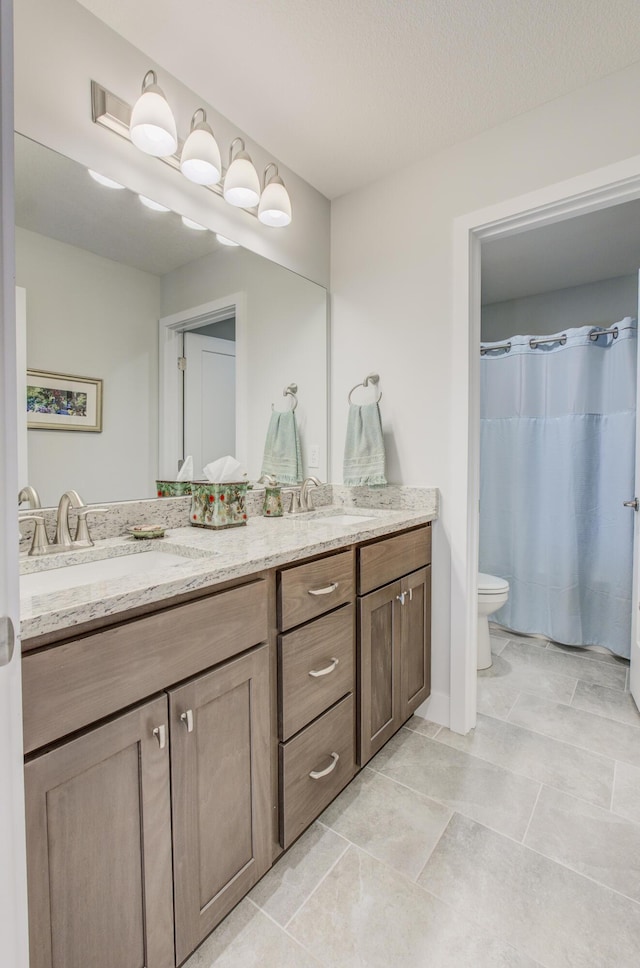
[15,133,328,507]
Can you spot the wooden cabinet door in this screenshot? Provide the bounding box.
[400,566,431,720]
[169,644,271,964]
[358,579,402,765]
[24,695,174,968]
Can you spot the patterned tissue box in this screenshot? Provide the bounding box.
[155,480,192,498]
[190,482,248,529]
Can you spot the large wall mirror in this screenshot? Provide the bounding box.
[15,133,328,507]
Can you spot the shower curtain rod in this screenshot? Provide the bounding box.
[480,323,636,355]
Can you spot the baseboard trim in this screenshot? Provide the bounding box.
[414,690,449,728]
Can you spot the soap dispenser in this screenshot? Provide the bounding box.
[259,475,283,517]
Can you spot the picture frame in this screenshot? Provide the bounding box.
[26,369,103,432]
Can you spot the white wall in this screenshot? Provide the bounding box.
[482,274,638,342]
[17,227,160,505]
[161,247,327,481]
[14,0,330,287]
[331,59,640,723]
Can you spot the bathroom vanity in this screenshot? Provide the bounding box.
[20,502,436,968]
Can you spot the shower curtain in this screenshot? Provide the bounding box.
[480,317,637,658]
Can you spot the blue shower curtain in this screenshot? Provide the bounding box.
[480,318,637,658]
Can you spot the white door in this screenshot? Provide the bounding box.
[184,333,236,477]
[0,0,30,961]
[630,273,640,709]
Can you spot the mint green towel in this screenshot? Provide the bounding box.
[261,410,302,485]
[343,402,387,486]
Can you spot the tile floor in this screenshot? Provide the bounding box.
[186,629,640,968]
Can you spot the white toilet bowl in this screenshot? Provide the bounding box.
[478,573,510,670]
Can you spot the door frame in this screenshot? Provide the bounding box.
[158,292,246,479]
[451,153,640,734]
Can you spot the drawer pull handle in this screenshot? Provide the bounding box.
[180,709,194,732]
[308,581,339,596]
[396,592,406,605]
[152,724,166,749]
[308,657,339,678]
[309,752,340,780]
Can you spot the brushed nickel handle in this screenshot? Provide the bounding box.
[152,724,166,749]
[308,657,339,678]
[308,581,339,596]
[396,592,406,605]
[309,752,339,780]
[624,499,639,511]
[180,709,194,732]
[0,616,15,668]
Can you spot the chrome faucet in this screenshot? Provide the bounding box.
[55,489,87,548]
[291,476,322,513]
[18,485,41,509]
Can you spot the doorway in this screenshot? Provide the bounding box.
[451,156,640,734]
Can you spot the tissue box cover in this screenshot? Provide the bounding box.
[190,482,248,529]
[156,480,192,498]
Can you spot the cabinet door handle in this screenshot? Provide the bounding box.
[396,592,406,605]
[308,581,339,596]
[308,657,339,678]
[180,709,194,732]
[408,587,413,601]
[309,751,339,780]
[152,724,166,749]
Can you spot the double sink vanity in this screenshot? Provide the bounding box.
[19,488,437,968]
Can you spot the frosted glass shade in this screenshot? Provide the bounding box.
[258,177,292,227]
[224,152,260,208]
[88,169,125,189]
[130,87,178,157]
[180,126,221,185]
[181,216,207,230]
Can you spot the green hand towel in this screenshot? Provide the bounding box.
[261,410,303,485]
[343,402,387,486]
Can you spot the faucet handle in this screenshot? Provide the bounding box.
[19,514,50,555]
[288,489,303,514]
[75,507,109,546]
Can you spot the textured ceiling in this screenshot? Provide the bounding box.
[78,0,640,199]
[482,200,640,304]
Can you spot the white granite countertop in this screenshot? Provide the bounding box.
[20,505,437,642]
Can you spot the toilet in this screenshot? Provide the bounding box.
[477,573,510,670]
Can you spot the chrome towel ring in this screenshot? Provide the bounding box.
[272,382,298,411]
[348,373,382,405]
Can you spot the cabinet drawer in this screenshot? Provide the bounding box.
[278,550,354,631]
[279,693,356,848]
[358,526,431,595]
[279,605,355,741]
[23,579,268,754]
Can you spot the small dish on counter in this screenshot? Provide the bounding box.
[128,524,166,539]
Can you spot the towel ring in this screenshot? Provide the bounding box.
[348,373,382,405]
[272,382,298,412]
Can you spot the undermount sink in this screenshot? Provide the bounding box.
[20,547,198,597]
[303,512,375,526]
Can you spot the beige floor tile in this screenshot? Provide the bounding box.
[502,640,627,691]
[319,767,452,879]
[287,845,540,968]
[477,676,521,720]
[612,761,640,824]
[404,714,441,738]
[571,680,640,728]
[189,899,322,968]
[435,713,614,808]
[370,727,540,840]
[478,652,577,705]
[524,785,640,901]
[248,823,348,926]
[509,693,640,768]
[419,814,640,968]
[490,635,510,656]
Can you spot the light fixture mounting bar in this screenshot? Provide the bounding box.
[90,80,258,216]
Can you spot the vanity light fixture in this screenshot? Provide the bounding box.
[91,79,293,227]
[88,169,125,189]
[215,234,240,246]
[129,70,178,157]
[223,138,261,208]
[138,194,171,212]
[180,108,222,186]
[181,215,208,231]
[258,163,292,227]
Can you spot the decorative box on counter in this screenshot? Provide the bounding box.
[190,481,248,529]
[156,480,192,498]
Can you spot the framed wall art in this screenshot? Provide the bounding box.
[26,370,103,432]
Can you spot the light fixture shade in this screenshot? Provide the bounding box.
[181,216,208,231]
[130,72,178,157]
[224,151,260,208]
[88,169,125,189]
[138,195,171,212]
[180,112,221,185]
[258,175,292,227]
[215,233,240,246]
